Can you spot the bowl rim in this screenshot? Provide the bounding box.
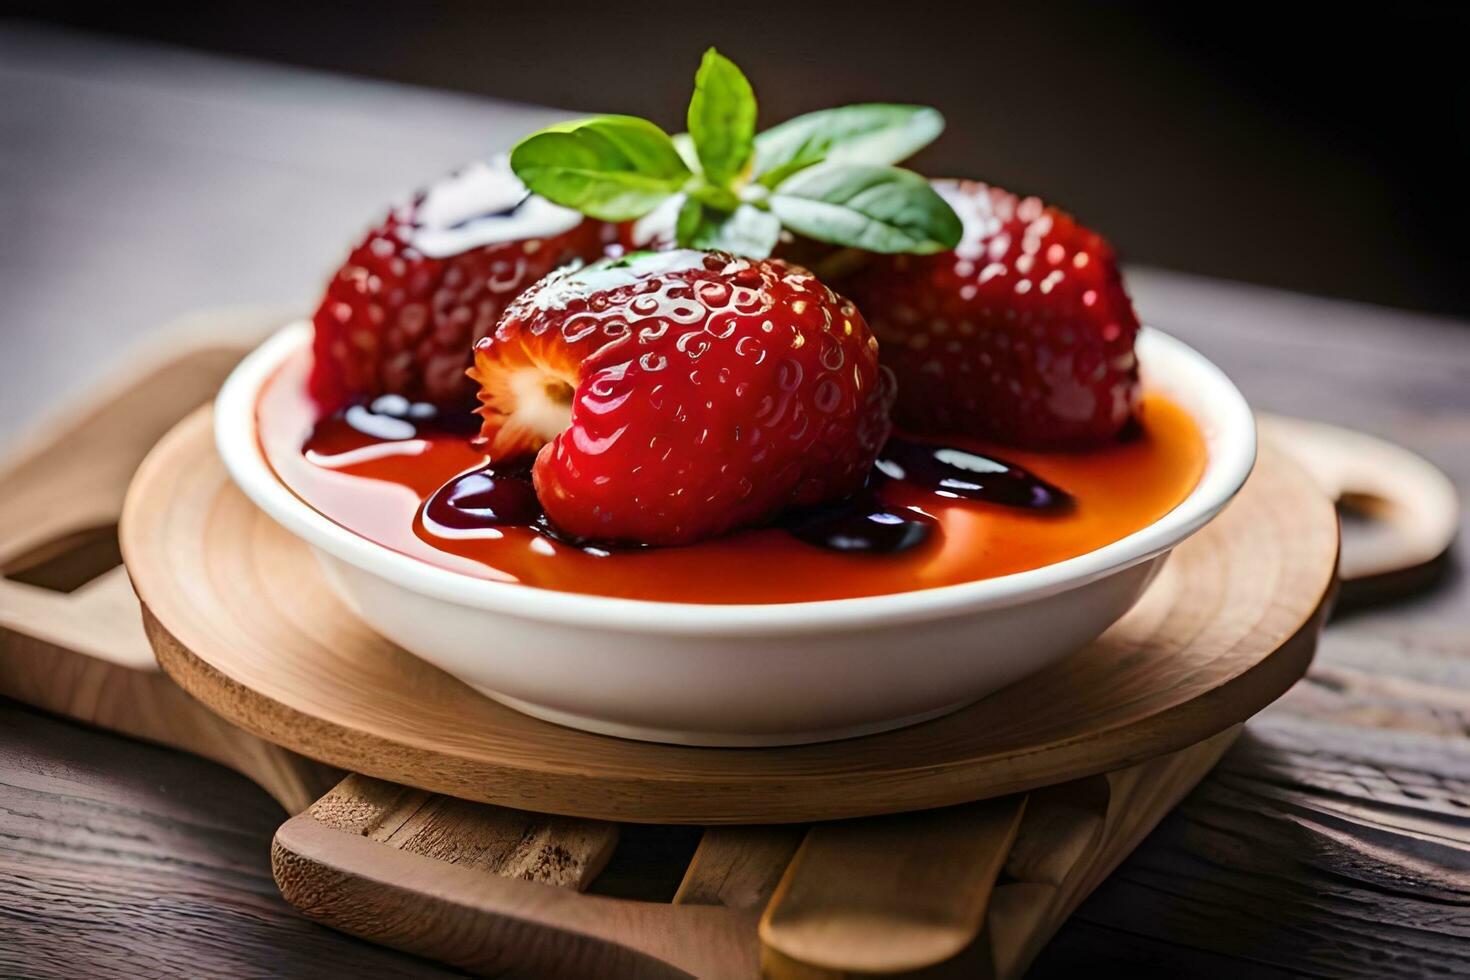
[214,322,1256,636]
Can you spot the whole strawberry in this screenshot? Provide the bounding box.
[468,250,893,546]
[842,180,1140,448]
[309,158,608,414]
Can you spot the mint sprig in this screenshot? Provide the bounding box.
[509,115,691,221]
[753,104,946,188]
[687,49,757,186]
[770,164,963,254]
[509,48,960,259]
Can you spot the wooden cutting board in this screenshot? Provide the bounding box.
[268,728,1240,978]
[1,318,1456,977]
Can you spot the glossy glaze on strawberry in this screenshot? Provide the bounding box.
[466,250,894,546]
[308,158,609,414]
[259,349,1205,604]
[841,180,1141,448]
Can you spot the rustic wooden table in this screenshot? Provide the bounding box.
[3,24,1467,979]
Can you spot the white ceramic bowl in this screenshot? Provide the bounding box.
[215,323,1255,746]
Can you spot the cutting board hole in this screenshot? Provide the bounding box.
[1335,492,1416,575]
[584,824,704,901]
[2,524,122,593]
[1336,490,1390,525]
[1336,493,1397,561]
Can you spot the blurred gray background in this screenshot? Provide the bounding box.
[16,1,1470,313]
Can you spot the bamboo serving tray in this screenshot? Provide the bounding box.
[2,316,1456,977]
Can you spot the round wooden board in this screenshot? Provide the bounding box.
[121,408,1338,824]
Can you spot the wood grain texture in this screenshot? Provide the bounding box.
[123,411,1336,823]
[0,318,340,813]
[674,827,806,910]
[1036,716,1470,978]
[0,702,457,979]
[0,306,287,567]
[273,814,760,979]
[0,621,341,815]
[1039,571,1470,977]
[269,776,772,978]
[989,725,1241,978]
[760,797,1026,974]
[1022,268,1470,977]
[306,773,618,889]
[270,734,1240,978]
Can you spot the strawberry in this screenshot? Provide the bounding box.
[468,250,893,546]
[309,158,610,414]
[841,180,1140,448]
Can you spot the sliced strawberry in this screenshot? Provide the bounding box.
[469,250,893,546]
[841,180,1141,448]
[466,310,595,460]
[309,158,610,415]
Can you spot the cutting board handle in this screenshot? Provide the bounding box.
[0,310,292,665]
[1259,413,1458,602]
[0,310,339,812]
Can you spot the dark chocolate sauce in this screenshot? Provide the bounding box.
[875,437,1073,513]
[424,463,541,529]
[309,404,1073,558]
[1115,414,1146,444]
[781,491,936,555]
[314,395,480,445]
[423,462,624,556]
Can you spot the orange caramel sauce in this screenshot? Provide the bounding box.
[259,350,1206,604]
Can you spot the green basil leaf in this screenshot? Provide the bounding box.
[680,203,782,257]
[687,179,741,213]
[672,132,700,171]
[755,147,830,190]
[675,195,702,244]
[687,48,757,186]
[510,115,691,221]
[769,164,962,254]
[754,105,944,187]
